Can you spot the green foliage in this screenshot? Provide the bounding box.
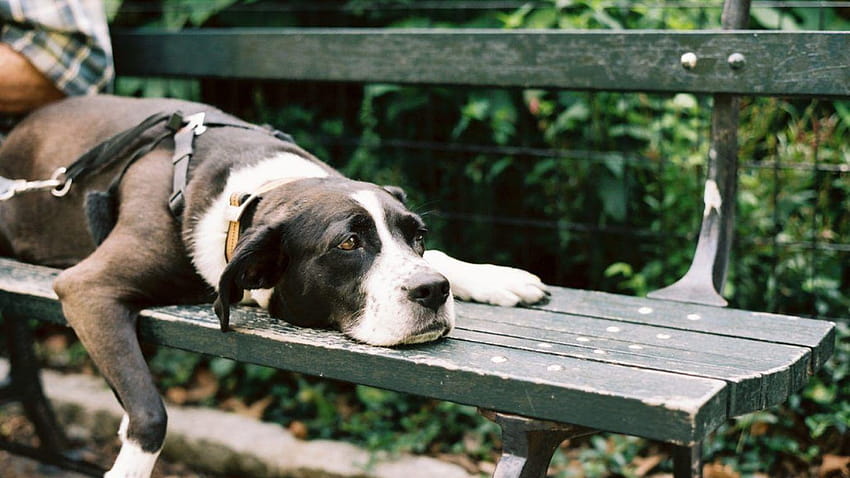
[115,77,200,101]
[161,0,243,29]
[148,347,203,389]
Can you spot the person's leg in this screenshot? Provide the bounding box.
[0,43,65,113]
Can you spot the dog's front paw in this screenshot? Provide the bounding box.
[454,263,549,306]
[423,250,549,307]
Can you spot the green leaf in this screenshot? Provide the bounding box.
[103,0,123,22]
[161,0,241,28]
[598,175,627,221]
[750,7,802,30]
[526,7,560,28]
[486,157,514,182]
[209,357,237,378]
[602,156,625,178]
[803,381,836,405]
[672,93,698,110]
[497,4,533,29]
[604,262,633,278]
[365,84,402,98]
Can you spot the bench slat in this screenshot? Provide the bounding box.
[111,29,850,97]
[0,258,728,445]
[535,287,836,370]
[455,306,810,416]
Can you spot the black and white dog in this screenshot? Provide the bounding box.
[0,96,547,477]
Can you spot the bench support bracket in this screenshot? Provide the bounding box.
[0,314,105,477]
[648,0,751,307]
[480,409,595,478]
[1,315,68,451]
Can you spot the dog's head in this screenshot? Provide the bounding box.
[213,177,454,346]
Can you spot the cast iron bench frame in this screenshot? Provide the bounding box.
[0,0,843,476]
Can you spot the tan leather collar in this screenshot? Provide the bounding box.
[223,177,301,262]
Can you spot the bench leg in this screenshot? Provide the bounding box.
[0,315,106,476]
[3,314,68,451]
[480,409,595,478]
[672,443,703,478]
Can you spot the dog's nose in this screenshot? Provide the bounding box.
[407,272,450,312]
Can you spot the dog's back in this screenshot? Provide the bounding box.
[0,95,269,266]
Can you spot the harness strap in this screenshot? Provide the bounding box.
[167,113,206,217]
[0,109,294,209]
[166,112,295,219]
[64,111,174,187]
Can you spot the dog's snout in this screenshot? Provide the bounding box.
[407,272,450,312]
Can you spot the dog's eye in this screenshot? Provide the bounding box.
[338,234,360,251]
[413,229,427,245]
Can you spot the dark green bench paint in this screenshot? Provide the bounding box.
[112,29,850,97]
[0,258,833,447]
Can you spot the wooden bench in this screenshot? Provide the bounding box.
[0,0,843,476]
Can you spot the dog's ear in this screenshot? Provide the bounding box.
[382,185,407,204]
[214,225,287,332]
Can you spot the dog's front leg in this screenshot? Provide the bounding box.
[423,250,549,306]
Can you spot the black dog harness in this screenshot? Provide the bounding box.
[0,110,293,243]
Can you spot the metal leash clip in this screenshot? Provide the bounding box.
[0,167,69,201]
[49,167,72,197]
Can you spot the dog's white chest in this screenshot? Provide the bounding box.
[191,153,329,290]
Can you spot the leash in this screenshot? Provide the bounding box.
[0,169,69,200]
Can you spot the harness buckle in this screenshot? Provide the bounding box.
[183,112,207,135]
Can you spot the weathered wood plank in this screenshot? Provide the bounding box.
[0,258,728,444]
[112,29,850,97]
[455,305,811,416]
[141,305,729,445]
[534,287,836,370]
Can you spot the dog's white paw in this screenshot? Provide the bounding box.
[104,416,160,478]
[103,442,159,478]
[451,263,549,306]
[423,250,549,307]
[104,456,158,478]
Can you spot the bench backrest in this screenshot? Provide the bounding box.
[112,30,849,97]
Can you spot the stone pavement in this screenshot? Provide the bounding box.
[0,360,474,478]
[0,451,91,478]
